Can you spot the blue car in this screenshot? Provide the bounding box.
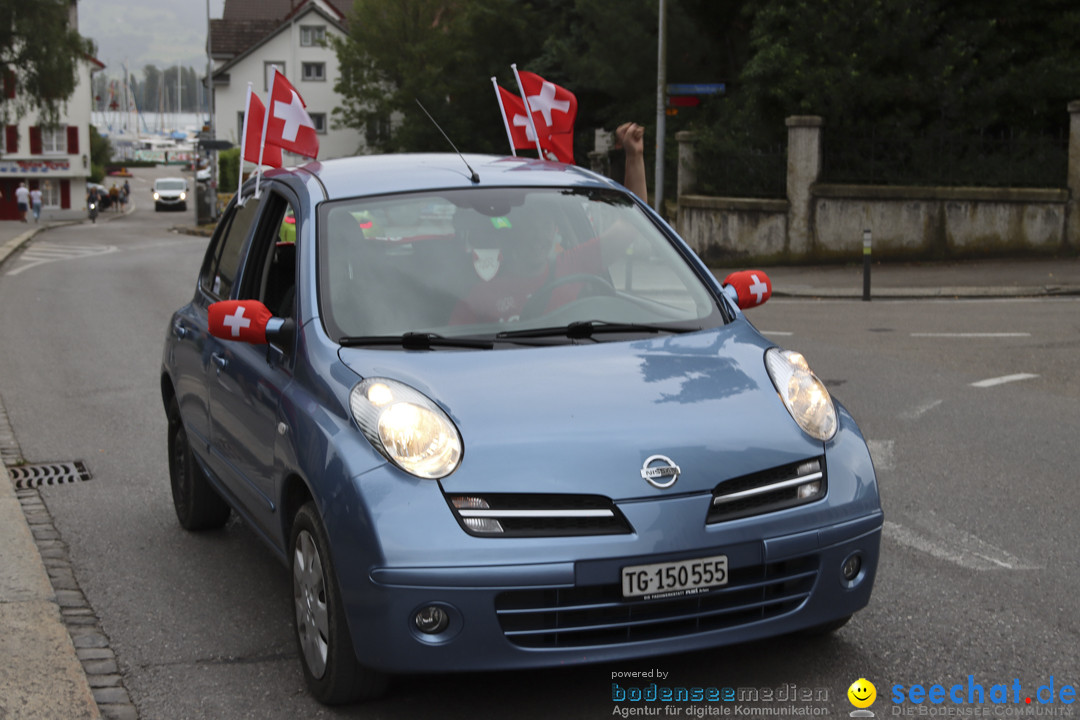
[160,153,882,705]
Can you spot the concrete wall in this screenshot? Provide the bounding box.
[675,105,1080,262]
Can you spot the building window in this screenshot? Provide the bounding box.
[42,181,60,209]
[264,62,285,90]
[41,127,67,154]
[310,113,327,134]
[302,62,325,81]
[300,25,326,46]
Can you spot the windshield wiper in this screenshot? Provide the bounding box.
[496,321,700,340]
[339,332,494,350]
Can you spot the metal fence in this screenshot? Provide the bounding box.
[695,145,788,199]
[821,126,1068,188]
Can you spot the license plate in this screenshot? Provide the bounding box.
[621,554,728,599]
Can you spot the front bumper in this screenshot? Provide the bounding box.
[347,509,881,674]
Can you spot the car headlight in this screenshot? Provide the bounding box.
[764,348,838,441]
[350,378,462,479]
[153,192,160,200]
[180,192,186,200]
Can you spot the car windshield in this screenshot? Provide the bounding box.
[318,187,724,342]
[156,180,185,191]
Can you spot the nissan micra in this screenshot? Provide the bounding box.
[160,153,883,705]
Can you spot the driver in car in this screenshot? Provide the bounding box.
[449,122,647,325]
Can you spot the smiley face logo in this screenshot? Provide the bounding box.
[847,678,877,709]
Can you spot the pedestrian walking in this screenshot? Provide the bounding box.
[29,186,43,223]
[109,183,120,211]
[14,182,30,222]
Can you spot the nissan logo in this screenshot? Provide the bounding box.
[641,455,680,489]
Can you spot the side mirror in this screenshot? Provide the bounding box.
[722,270,772,309]
[209,300,295,346]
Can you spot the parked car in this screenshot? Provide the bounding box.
[153,177,188,211]
[160,154,883,705]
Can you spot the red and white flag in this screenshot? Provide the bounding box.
[265,68,319,159]
[241,84,282,168]
[516,70,577,135]
[510,66,577,164]
[493,81,534,153]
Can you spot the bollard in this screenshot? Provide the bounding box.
[862,229,872,302]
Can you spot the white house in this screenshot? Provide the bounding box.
[1,0,102,220]
[209,0,364,169]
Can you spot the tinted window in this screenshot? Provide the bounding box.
[318,187,721,340]
[201,195,262,299]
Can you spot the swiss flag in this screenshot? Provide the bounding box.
[265,68,319,159]
[517,71,577,135]
[723,270,772,309]
[242,85,282,168]
[208,301,274,345]
[496,85,534,151]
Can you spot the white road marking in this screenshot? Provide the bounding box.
[760,330,793,336]
[900,399,943,420]
[970,373,1039,388]
[6,243,119,276]
[883,518,1040,571]
[911,332,1031,338]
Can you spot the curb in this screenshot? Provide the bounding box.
[772,285,1080,300]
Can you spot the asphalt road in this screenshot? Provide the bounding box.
[0,167,1077,718]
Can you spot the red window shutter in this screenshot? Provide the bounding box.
[67,126,79,154]
[5,126,17,153]
[29,126,42,155]
[3,69,14,99]
[60,179,70,209]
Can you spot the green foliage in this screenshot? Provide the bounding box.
[219,148,240,192]
[88,126,112,183]
[0,0,96,125]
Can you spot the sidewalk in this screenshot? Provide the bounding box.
[0,218,106,720]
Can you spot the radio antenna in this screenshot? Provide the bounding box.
[415,98,480,183]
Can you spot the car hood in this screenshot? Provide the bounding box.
[338,323,824,500]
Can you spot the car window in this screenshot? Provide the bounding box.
[155,179,187,191]
[318,187,721,341]
[239,193,298,321]
[201,194,262,299]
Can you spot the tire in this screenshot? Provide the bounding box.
[291,502,388,705]
[166,399,230,530]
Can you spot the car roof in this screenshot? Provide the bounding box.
[154,177,187,184]
[268,153,623,201]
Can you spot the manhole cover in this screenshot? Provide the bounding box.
[8,461,92,490]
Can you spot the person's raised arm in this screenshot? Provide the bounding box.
[615,122,647,202]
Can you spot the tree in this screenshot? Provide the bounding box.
[88,125,112,182]
[0,0,96,125]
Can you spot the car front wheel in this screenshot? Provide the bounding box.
[292,502,388,705]
[166,399,230,530]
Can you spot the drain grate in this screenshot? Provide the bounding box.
[8,461,92,490]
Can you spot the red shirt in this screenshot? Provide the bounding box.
[451,239,603,325]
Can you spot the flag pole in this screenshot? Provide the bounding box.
[511,64,544,158]
[491,77,516,157]
[237,83,253,205]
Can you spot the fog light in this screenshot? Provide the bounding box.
[414,605,450,634]
[841,553,862,581]
[797,480,821,499]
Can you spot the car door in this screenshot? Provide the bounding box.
[204,189,299,541]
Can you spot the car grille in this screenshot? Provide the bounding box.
[445,493,632,537]
[707,457,827,524]
[495,554,818,648]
